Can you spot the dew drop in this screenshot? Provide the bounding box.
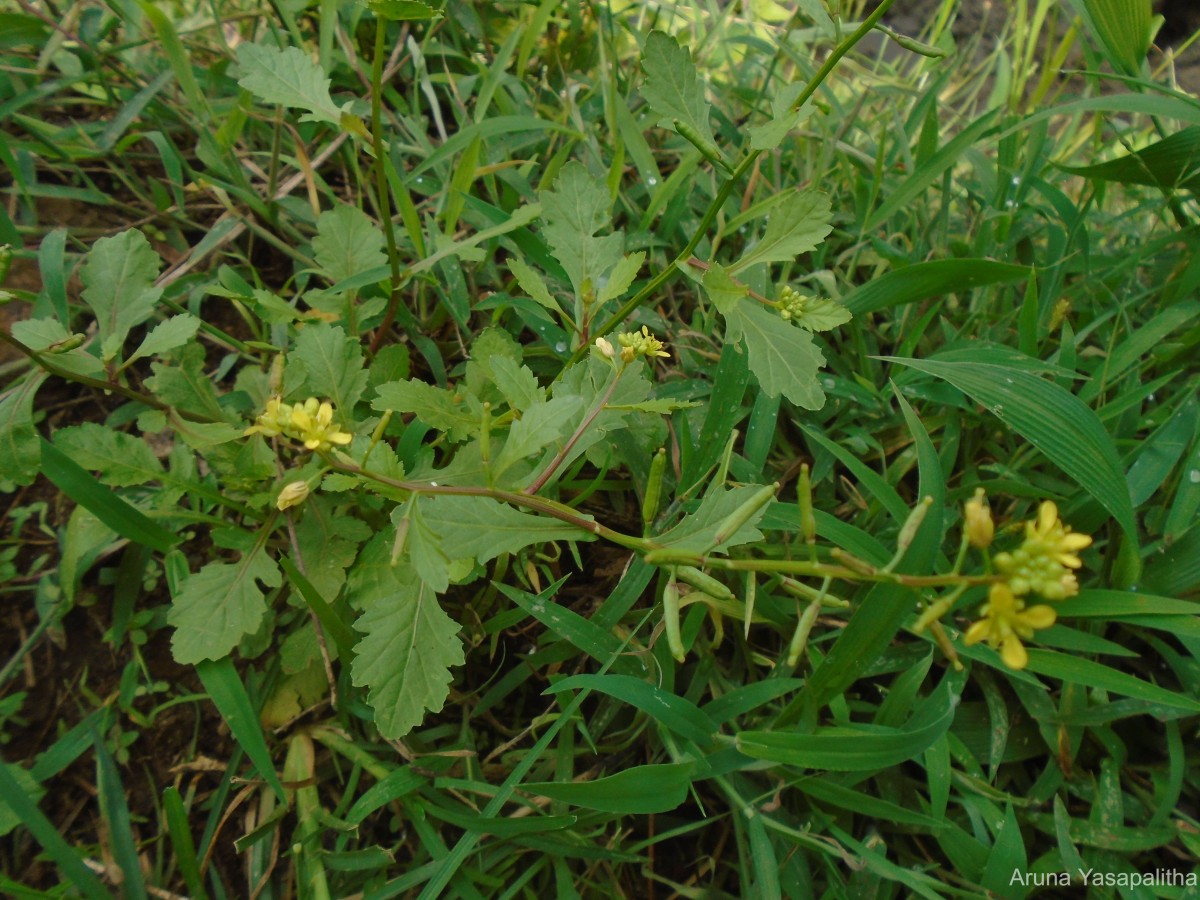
[1189,469,1200,484]
[1011,175,1022,186]
[1005,378,1014,384]
[1148,393,1156,402]
[647,177,658,186]
[429,481,438,487]
[823,378,836,390]
[991,404,1004,415]
[554,341,568,353]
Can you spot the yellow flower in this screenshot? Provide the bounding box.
[245,396,353,452]
[616,326,670,362]
[275,480,310,510]
[964,582,1056,669]
[963,488,994,549]
[994,501,1092,600]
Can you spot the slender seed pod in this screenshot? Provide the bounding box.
[672,120,733,173]
[0,245,12,285]
[371,409,394,444]
[797,463,816,545]
[743,573,756,639]
[896,496,934,556]
[675,565,734,601]
[642,447,667,529]
[479,402,492,466]
[709,483,777,550]
[787,599,822,667]
[662,572,686,662]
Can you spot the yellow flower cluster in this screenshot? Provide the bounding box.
[963,499,1092,669]
[993,500,1092,601]
[612,326,670,363]
[245,397,353,452]
[775,285,812,321]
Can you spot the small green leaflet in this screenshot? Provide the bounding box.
[640,31,715,148]
[292,323,369,415]
[724,303,826,410]
[489,356,543,413]
[729,189,832,273]
[373,378,482,440]
[539,162,624,301]
[79,228,163,361]
[654,484,772,553]
[146,343,231,423]
[492,394,585,479]
[0,373,46,488]
[792,297,852,332]
[416,494,595,561]
[169,550,283,664]
[701,262,748,314]
[312,205,387,283]
[597,251,646,304]
[367,0,444,20]
[10,318,103,378]
[350,569,464,739]
[749,84,813,151]
[508,255,561,312]
[126,314,201,365]
[236,43,344,126]
[53,423,163,487]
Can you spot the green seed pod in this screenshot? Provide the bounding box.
[672,120,733,173]
[797,464,816,545]
[642,447,667,529]
[479,402,492,466]
[896,496,934,555]
[662,573,685,662]
[675,565,734,602]
[48,333,87,353]
[786,599,822,667]
[371,409,394,444]
[709,483,777,550]
[0,245,12,285]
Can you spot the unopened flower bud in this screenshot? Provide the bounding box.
[275,480,310,511]
[594,336,615,359]
[964,488,994,548]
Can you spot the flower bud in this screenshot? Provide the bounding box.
[594,336,615,359]
[964,488,994,548]
[275,480,310,511]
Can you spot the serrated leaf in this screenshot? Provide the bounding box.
[79,228,163,358]
[724,303,826,409]
[749,83,812,151]
[236,43,342,125]
[493,394,585,479]
[11,318,104,377]
[53,423,163,486]
[655,484,771,553]
[372,378,481,439]
[127,314,201,364]
[146,343,230,423]
[292,323,369,414]
[0,373,46,488]
[540,161,624,300]
[489,356,543,412]
[701,261,748,314]
[313,205,387,283]
[399,503,454,592]
[640,31,714,147]
[597,251,646,304]
[730,189,832,272]
[508,256,561,312]
[416,494,594,562]
[792,297,852,332]
[169,550,283,664]
[350,571,464,738]
[368,0,443,20]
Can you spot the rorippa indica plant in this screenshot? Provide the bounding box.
[0,0,1109,756]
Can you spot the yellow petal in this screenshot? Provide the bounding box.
[1061,532,1092,551]
[1022,605,1056,629]
[964,618,992,646]
[1037,501,1058,533]
[1000,634,1028,669]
